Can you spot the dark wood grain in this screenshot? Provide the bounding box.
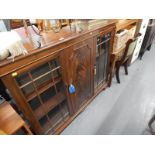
[63,38,93,111]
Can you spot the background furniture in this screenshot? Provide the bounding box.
[139,19,155,59]
[131,19,149,63]
[0,101,32,135]
[59,19,71,27]
[115,34,140,83]
[148,112,155,134]
[108,19,140,86]
[0,20,115,134]
[10,19,31,29]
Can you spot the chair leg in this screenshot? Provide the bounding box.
[149,114,155,128]
[147,44,152,51]
[124,61,128,75]
[116,64,121,84]
[148,114,155,134]
[108,73,112,87]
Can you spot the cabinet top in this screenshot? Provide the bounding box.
[0,20,116,62]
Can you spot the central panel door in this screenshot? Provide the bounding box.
[60,38,93,112]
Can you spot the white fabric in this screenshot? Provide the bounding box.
[0,30,27,61]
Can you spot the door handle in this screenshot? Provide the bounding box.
[94,65,97,75]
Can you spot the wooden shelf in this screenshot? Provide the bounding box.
[19,66,61,89]
[34,91,66,120]
[42,121,52,134]
[26,77,62,101]
[43,111,70,134]
[116,19,139,32]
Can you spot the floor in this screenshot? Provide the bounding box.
[61,44,155,135]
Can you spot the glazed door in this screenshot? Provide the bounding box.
[61,38,93,112]
[11,56,72,134]
[94,32,112,91]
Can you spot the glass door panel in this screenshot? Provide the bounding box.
[94,33,111,90]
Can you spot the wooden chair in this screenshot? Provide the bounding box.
[0,101,32,135]
[115,33,141,83]
[148,113,155,134]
